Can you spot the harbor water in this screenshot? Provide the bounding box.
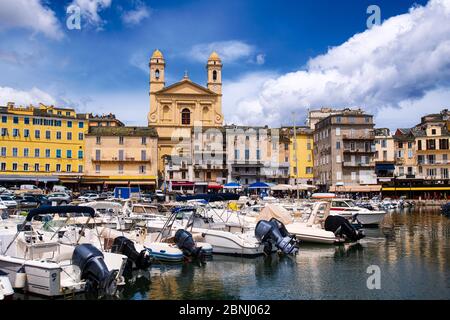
[14,207,450,300]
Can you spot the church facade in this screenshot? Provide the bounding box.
[147,49,224,182]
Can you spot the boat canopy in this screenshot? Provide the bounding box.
[175,193,240,202]
[248,182,270,189]
[26,205,96,221]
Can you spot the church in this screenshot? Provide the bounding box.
[147,49,225,181]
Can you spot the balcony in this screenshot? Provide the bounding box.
[417,160,449,166]
[194,163,225,170]
[342,133,375,140]
[343,162,374,168]
[91,157,150,163]
[343,148,376,154]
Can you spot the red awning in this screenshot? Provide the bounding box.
[171,181,195,187]
[208,183,223,189]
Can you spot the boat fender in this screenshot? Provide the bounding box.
[14,266,27,289]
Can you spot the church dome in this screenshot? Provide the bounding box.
[151,49,164,59]
[208,51,221,61]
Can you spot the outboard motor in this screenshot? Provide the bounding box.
[111,236,151,271]
[324,215,365,242]
[255,218,299,255]
[72,244,118,297]
[174,229,203,259]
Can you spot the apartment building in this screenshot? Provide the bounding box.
[307,107,365,130]
[374,128,395,181]
[0,103,88,187]
[393,128,417,178]
[313,110,377,191]
[84,126,158,190]
[280,126,314,185]
[87,113,124,127]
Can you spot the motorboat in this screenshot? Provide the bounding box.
[329,199,386,226]
[0,206,128,297]
[255,203,339,245]
[0,270,14,300]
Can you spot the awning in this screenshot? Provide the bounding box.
[223,182,241,189]
[270,184,292,191]
[0,175,59,182]
[207,182,223,189]
[248,182,270,189]
[329,185,382,192]
[171,181,195,187]
[194,182,208,186]
[375,163,395,171]
[105,181,155,185]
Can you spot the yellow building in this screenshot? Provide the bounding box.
[0,103,87,187]
[83,126,158,190]
[282,126,314,184]
[147,49,224,180]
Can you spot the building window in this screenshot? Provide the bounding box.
[408,150,413,159]
[426,139,436,150]
[169,171,173,179]
[335,127,340,136]
[206,171,211,179]
[56,149,61,158]
[24,148,29,157]
[34,148,40,158]
[139,165,146,174]
[56,131,61,140]
[23,163,28,171]
[95,164,100,173]
[119,136,124,145]
[12,129,19,137]
[67,121,72,128]
[34,163,39,172]
[78,150,83,159]
[56,164,61,172]
[95,149,101,160]
[418,140,422,150]
[245,149,250,160]
[78,133,84,140]
[96,136,101,144]
[13,116,18,124]
[398,142,403,149]
[234,149,240,160]
[155,69,160,79]
[432,129,436,135]
[212,70,217,81]
[141,137,147,145]
[441,168,448,179]
[256,149,260,160]
[66,164,72,172]
[181,108,191,125]
[1,128,7,136]
[45,164,50,172]
[24,117,29,124]
[181,171,186,179]
[439,139,449,150]
[336,116,341,123]
[118,164,124,174]
[1,116,7,123]
[78,122,84,129]
[336,141,341,149]
[67,150,72,158]
[45,149,50,158]
[141,150,147,161]
[12,148,17,157]
[67,132,72,140]
[12,163,17,171]
[0,163,5,171]
[78,165,83,173]
[118,150,124,161]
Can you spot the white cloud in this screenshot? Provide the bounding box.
[225,0,450,128]
[70,0,112,29]
[255,54,265,65]
[189,40,256,63]
[0,0,63,40]
[122,4,150,26]
[0,86,57,106]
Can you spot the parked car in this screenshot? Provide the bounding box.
[52,185,72,196]
[0,195,18,209]
[78,193,100,202]
[31,194,51,206]
[15,184,43,195]
[46,193,72,205]
[13,195,40,209]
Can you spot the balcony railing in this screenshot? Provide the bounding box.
[342,162,374,167]
[91,157,150,163]
[343,148,376,153]
[342,133,375,140]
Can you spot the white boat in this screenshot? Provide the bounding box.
[0,270,14,299]
[329,199,386,226]
[0,206,128,297]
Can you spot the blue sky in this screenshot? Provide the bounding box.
[1,0,449,130]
